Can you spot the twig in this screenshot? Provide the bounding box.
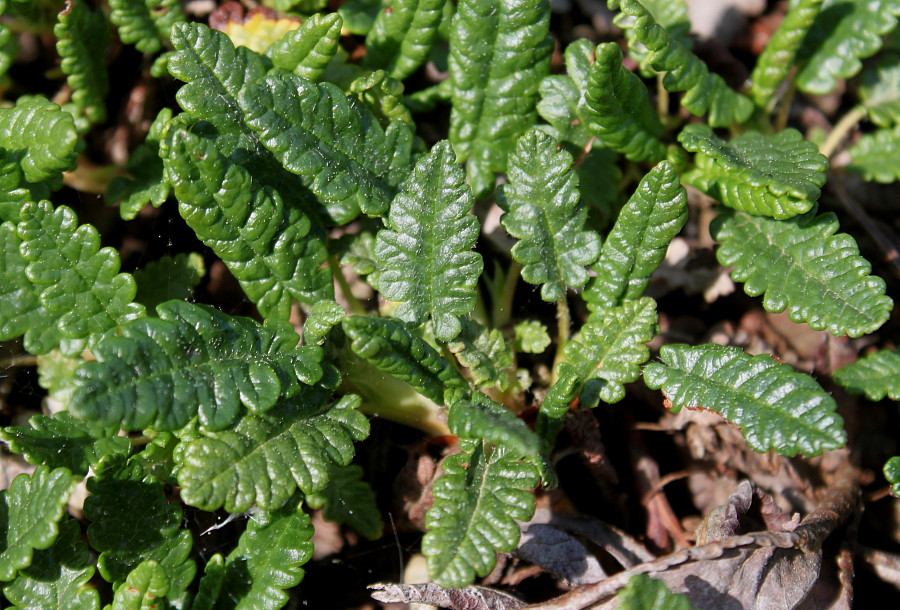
[820,105,867,159]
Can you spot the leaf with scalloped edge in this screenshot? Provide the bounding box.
[109,561,169,610]
[680,124,828,219]
[537,38,594,149]
[499,129,600,302]
[449,0,552,195]
[608,0,753,126]
[0,149,53,224]
[2,519,99,610]
[583,42,665,163]
[84,456,195,597]
[266,12,342,81]
[514,320,551,354]
[176,393,368,513]
[54,0,110,127]
[110,0,184,54]
[164,128,332,317]
[106,108,172,221]
[342,315,466,403]
[0,96,79,187]
[349,69,413,127]
[70,300,324,432]
[612,0,690,78]
[240,71,414,220]
[616,573,693,610]
[644,343,847,457]
[750,0,825,108]
[133,252,204,312]
[536,362,580,450]
[447,318,513,389]
[306,465,383,539]
[885,457,900,496]
[834,348,900,401]
[302,300,344,346]
[447,390,540,457]
[423,439,538,588]
[364,0,445,80]
[564,297,657,407]
[584,162,686,314]
[16,201,145,345]
[796,0,900,95]
[375,141,482,341]
[860,52,900,127]
[711,207,892,337]
[848,126,900,183]
[0,466,78,582]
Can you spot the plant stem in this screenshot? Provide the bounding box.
[552,296,571,381]
[0,355,38,369]
[656,73,668,119]
[493,260,522,329]
[774,78,797,132]
[328,254,367,315]
[820,105,868,159]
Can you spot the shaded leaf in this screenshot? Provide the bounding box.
[106,108,172,221]
[536,38,595,149]
[860,51,900,127]
[339,0,381,35]
[616,573,693,610]
[448,318,514,388]
[643,343,847,456]
[364,0,446,80]
[306,464,384,539]
[0,97,78,185]
[834,348,900,401]
[536,362,580,450]
[885,457,900,496]
[133,252,205,312]
[447,391,540,458]
[109,0,184,54]
[55,0,110,126]
[847,126,900,183]
[266,12,342,81]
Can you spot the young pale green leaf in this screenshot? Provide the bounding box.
[711,208,893,337]
[644,344,847,457]
[70,300,325,432]
[834,348,900,401]
[17,201,145,344]
[240,71,414,220]
[54,0,110,126]
[514,320,551,354]
[0,466,77,582]
[164,128,333,317]
[608,0,753,126]
[342,315,466,403]
[375,141,482,341]
[2,519,99,610]
[349,69,413,127]
[110,0,184,54]
[36,349,82,408]
[106,108,172,221]
[176,394,368,513]
[584,42,665,163]
[447,318,513,389]
[447,391,540,457]
[0,96,78,185]
[860,52,900,127]
[84,456,195,595]
[536,363,580,450]
[499,129,600,302]
[680,124,828,219]
[266,12,342,81]
[564,297,657,407]
[885,457,900,496]
[364,0,446,80]
[449,0,552,194]
[0,413,129,477]
[109,561,169,610]
[306,464,384,539]
[133,252,205,312]
[750,0,825,108]
[423,440,538,588]
[0,24,12,81]
[795,0,900,95]
[303,299,345,346]
[583,162,686,314]
[537,38,594,149]
[848,126,900,183]
[616,573,693,610]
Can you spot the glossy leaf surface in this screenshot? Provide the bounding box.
[364,0,445,80]
[834,348,900,401]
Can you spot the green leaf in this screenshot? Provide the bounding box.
[643,343,848,457]
[848,126,900,183]
[750,0,825,108]
[109,0,184,54]
[342,315,466,403]
[680,124,828,219]
[266,12,342,81]
[375,141,482,341]
[109,561,169,610]
[448,0,552,194]
[17,201,145,344]
[578,147,622,232]
[608,0,753,126]
[564,297,657,406]
[885,456,900,496]
[498,129,600,302]
[2,519,99,610]
[175,394,369,513]
[536,362,580,450]
[349,69,413,127]
[536,38,594,149]
[36,349,82,408]
[796,0,900,95]
[71,300,325,432]
[423,440,538,588]
[514,320,551,354]
[240,71,414,220]
[133,252,205,312]
[54,0,110,126]
[0,96,79,185]
[0,149,52,224]
[615,0,691,75]
[447,318,513,388]
[306,464,384,539]
[106,108,172,221]
[834,348,900,401]
[584,42,665,162]
[164,128,332,317]
[0,466,77,582]
[1,413,129,477]
[711,208,893,337]
[364,0,446,80]
[0,24,14,81]
[447,391,540,457]
[84,456,195,595]
[302,299,344,346]
[339,0,381,35]
[860,52,900,127]
[616,573,693,610]
[584,161,686,313]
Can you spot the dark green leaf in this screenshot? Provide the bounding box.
[54,0,110,126]
[447,318,513,388]
[447,391,540,457]
[133,253,204,312]
[860,51,900,127]
[306,465,384,539]
[106,108,172,221]
[0,96,78,185]
[537,38,594,148]
[834,348,900,401]
[109,0,184,54]
[349,69,413,127]
[266,12,343,82]
[303,300,345,346]
[536,363,580,450]
[885,456,900,496]
[364,0,446,80]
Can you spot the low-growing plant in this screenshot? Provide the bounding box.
[0,0,897,607]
